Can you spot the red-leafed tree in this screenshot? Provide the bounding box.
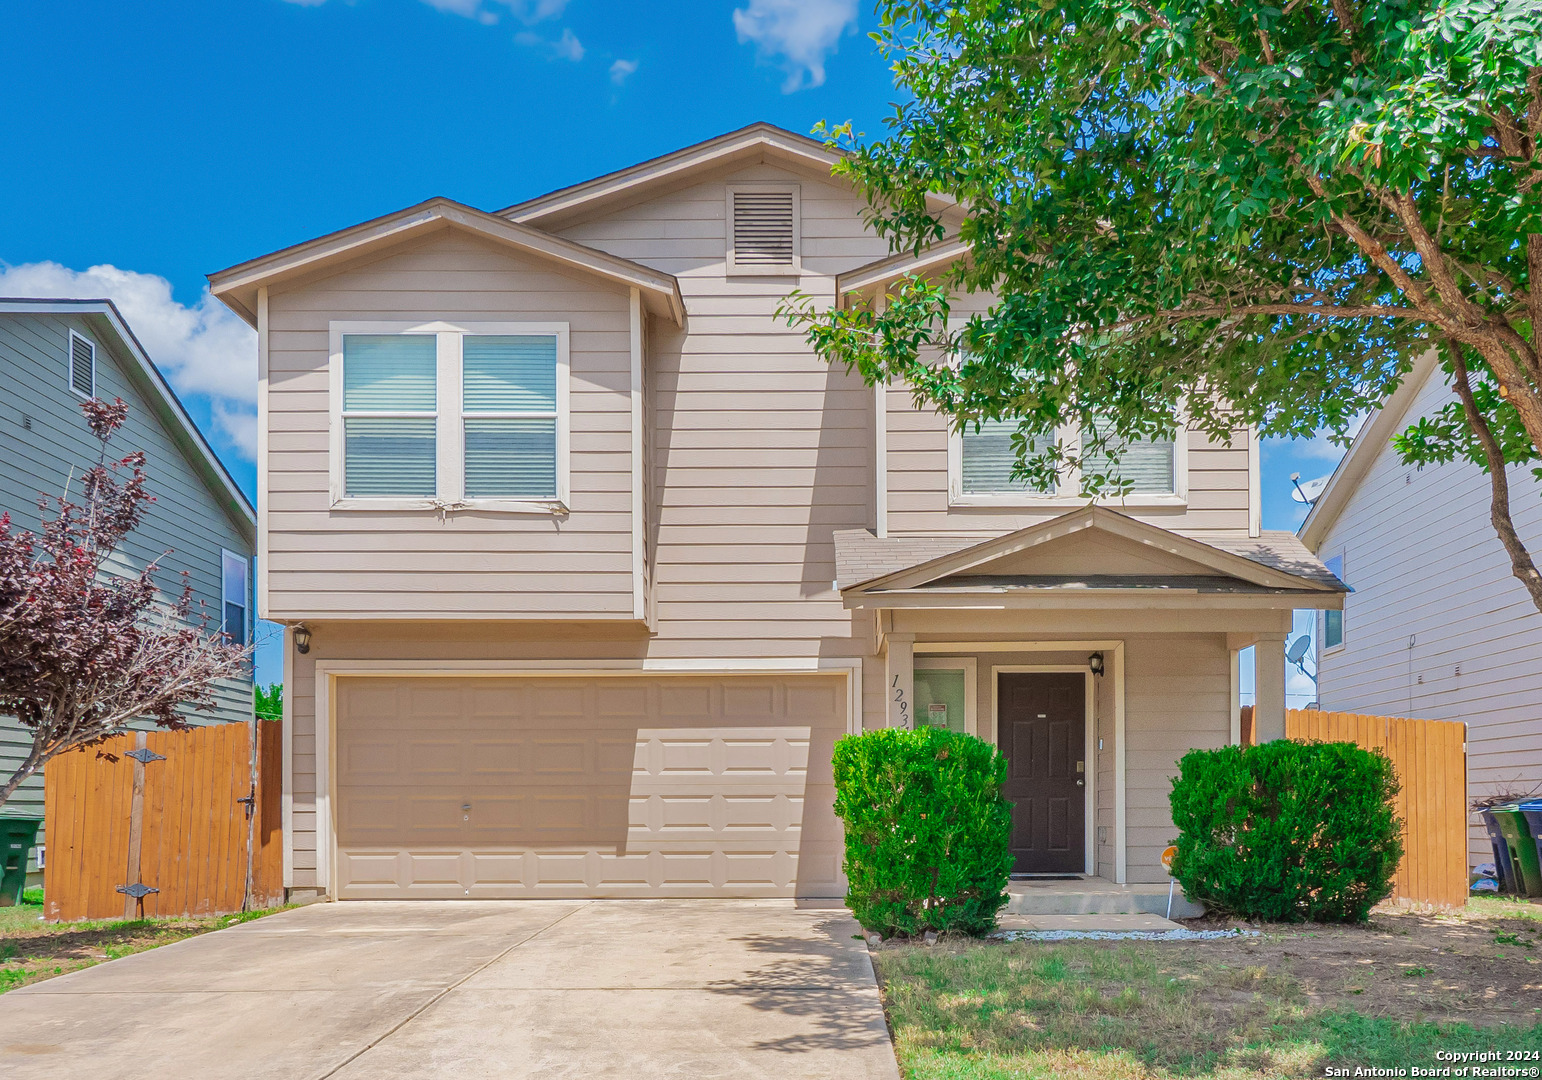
[0,398,250,808]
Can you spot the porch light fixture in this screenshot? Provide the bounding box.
[293,624,312,655]
[1088,652,1105,677]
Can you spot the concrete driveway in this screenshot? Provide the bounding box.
[0,900,899,1080]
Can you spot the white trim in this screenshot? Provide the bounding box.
[256,288,270,618]
[630,288,645,620]
[219,548,251,646]
[310,657,864,898]
[328,320,571,513]
[280,625,294,889]
[1113,642,1127,883]
[1247,425,1261,538]
[1229,645,1243,745]
[725,183,802,277]
[67,328,96,398]
[914,656,978,736]
[874,382,888,538]
[991,665,1098,876]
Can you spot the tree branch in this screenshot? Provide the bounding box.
[1446,336,1542,613]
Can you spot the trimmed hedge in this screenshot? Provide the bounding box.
[832,726,1012,937]
[1169,739,1403,923]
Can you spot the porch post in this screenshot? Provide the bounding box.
[1252,633,1288,742]
[885,633,915,728]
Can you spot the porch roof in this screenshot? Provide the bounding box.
[835,507,1347,607]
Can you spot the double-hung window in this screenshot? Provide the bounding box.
[220,550,250,647]
[1321,554,1346,650]
[952,418,1182,503]
[332,322,569,510]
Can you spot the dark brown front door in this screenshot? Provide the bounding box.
[999,672,1086,874]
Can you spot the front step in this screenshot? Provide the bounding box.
[1005,877,1205,919]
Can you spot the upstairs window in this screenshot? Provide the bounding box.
[332,322,569,509]
[1322,554,1346,650]
[727,185,800,275]
[68,330,96,397]
[342,334,438,498]
[221,550,249,648]
[954,417,1180,502]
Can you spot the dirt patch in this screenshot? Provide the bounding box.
[1161,906,1542,1028]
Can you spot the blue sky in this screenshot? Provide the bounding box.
[0,0,1341,699]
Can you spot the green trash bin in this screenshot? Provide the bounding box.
[0,816,42,907]
[1489,804,1542,898]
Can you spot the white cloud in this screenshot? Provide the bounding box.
[609,57,638,85]
[291,0,568,23]
[733,0,858,92]
[0,261,258,459]
[516,26,583,60]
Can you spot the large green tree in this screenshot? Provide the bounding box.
[789,0,1542,611]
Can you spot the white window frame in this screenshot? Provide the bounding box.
[328,320,571,514]
[947,421,1188,508]
[913,656,978,736]
[1320,551,1347,655]
[67,329,96,399]
[220,548,250,647]
[725,183,801,277]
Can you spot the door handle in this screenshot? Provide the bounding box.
[1076,779,1084,786]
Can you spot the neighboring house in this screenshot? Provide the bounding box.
[0,299,256,881]
[1301,349,1542,867]
[209,122,1344,903]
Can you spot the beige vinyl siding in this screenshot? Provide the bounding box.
[0,312,253,870]
[1316,368,1542,866]
[558,163,886,662]
[264,229,636,619]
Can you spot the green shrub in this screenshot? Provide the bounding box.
[832,726,1012,937]
[1169,739,1403,923]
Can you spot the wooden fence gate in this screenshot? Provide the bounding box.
[1241,706,1468,909]
[43,719,282,921]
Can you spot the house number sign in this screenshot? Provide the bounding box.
[891,674,909,727]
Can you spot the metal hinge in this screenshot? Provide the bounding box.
[125,747,165,764]
[116,882,159,899]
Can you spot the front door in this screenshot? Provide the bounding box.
[998,672,1086,874]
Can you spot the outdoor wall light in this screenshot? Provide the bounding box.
[293,624,312,655]
[1088,651,1105,676]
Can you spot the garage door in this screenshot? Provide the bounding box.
[334,674,848,899]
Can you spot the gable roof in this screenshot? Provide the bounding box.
[1299,347,1440,550]
[208,197,685,327]
[837,507,1344,599]
[499,122,844,228]
[835,237,972,308]
[0,298,255,544]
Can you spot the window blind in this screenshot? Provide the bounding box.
[341,335,438,498]
[462,334,559,500]
[960,418,1053,494]
[1079,421,1175,494]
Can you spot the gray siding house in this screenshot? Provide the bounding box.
[1301,350,1542,867]
[0,299,256,880]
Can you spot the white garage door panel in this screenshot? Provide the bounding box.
[334,674,847,899]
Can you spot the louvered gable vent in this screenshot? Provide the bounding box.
[730,188,797,270]
[69,333,95,397]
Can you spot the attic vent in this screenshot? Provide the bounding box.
[69,332,96,398]
[729,187,798,273]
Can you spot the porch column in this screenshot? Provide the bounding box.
[885,633,915,728]
[1252,633,1288,742]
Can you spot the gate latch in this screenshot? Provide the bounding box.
[126,747,165,764]
[116,882,159,899]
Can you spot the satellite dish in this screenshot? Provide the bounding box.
[1286,635,1312,664]
[1290,475,1330,503]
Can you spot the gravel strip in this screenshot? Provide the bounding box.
[991,928,1262,942]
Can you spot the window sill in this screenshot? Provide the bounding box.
[330,497,569,516]
[948,493,1188,509]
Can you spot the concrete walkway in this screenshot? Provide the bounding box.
[0,900,900,1080]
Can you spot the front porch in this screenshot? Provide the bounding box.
[836,506,1348,893]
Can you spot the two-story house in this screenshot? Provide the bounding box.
[1301,349,1542,867]
[210,123,1345,904]
[0,298,256,882]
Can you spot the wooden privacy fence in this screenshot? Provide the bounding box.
[1240,706,1468,909]
[44,719,282,921]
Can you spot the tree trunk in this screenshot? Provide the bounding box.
[1446,336,1542,616]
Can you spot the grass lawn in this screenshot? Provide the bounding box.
[873,898,1542,1079]
[0,887,285,993]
